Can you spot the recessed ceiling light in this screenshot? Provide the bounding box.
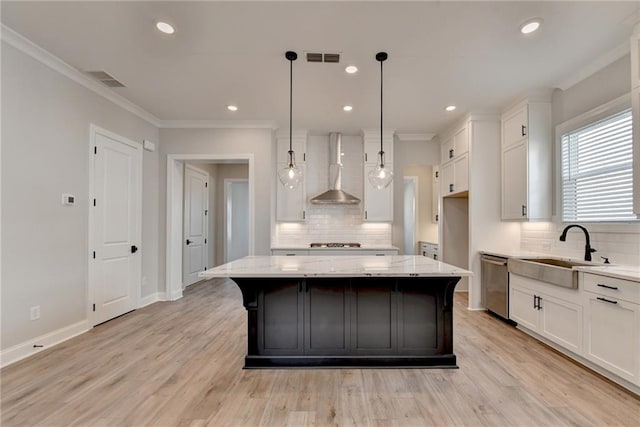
[343,105,353,112]
[156,21,175,35]
[445,105,457,112]
[520,18,542,34]
[345,65,358,74]
[227,105,238,112]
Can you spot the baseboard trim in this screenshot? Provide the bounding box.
[139,292,159,308]
[0,320,90,368]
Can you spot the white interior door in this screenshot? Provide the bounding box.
[183,165,209,287]
[90,126,141,326]
[225,179,249,262]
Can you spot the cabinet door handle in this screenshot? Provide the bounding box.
[302,210,306,220]
[597,297,618,305]
[533,295,537,309]
[365,153,368,162]
[521,125,527,136]
[449,184,454,193]
[186,239,191,245]
[364,210,368,220]
[435,214,439,222]
[449,149,454,159]
[522,205,527,216]
[597,284,618,290]
[131,245,138,254]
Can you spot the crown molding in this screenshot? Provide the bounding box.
[555,40,630,91]
[1,24,161,127]
[161,120,278,129]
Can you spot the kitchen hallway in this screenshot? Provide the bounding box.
[2,279,638,426]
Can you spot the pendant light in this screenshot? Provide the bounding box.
[368,52,393,189]
[278,51,304,189]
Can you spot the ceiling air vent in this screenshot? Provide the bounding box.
[306,52,323,63]
[86,70,126,88]
[323,53,340,63]
[305,52,341,63]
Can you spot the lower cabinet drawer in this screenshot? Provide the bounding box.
[582,273,640,304]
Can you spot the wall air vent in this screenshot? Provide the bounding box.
[305,52,341,63]
[86,70,126,88]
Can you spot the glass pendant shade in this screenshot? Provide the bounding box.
[368,151,393,189]
[278,151,303,189]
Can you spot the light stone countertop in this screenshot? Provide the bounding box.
[200,255,472,279]
[480,249,639,282]
[271,245,399,251]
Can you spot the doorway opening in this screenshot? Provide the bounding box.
[167,154,254,301]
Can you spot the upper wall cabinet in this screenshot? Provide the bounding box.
[440,123,469,197]
[276,131,307,222]
[440,126,469,165]
[631,26,640,215]
[501,99,552,220]
[362,130,394,222]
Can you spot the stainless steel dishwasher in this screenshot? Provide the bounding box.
[481,254,509,320]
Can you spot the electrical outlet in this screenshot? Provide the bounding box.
[30,305,40,321]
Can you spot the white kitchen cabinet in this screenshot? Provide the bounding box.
[440,153,468,196]
[631,29,640,90]
[362,130,394,222]
[501,100,552,220]
[582,272,640,385]
[431,166,439,223]
[440,125,468,164]
[509,274,583,354]
[276,132,307,222]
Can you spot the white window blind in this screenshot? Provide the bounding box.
[561,108,634,222]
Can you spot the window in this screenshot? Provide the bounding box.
[561,108,634,222]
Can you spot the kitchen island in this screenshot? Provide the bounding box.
[200,255,472,368]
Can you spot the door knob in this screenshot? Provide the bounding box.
[186,239,192,245]
[131,245,138,254]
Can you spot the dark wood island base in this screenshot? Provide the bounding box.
[233,276,460,368]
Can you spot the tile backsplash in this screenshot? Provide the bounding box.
[273,134,393,247]
[521,222,640,266]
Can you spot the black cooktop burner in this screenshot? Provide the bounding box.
[309,242,362,248]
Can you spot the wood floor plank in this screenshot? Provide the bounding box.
[2,278,638,426]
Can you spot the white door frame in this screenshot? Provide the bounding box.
[166,154,255,301]
[224,178,249,263]
[88,124,142,324]
[183,163,210,287]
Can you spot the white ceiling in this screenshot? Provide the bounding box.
[2,1,639,136]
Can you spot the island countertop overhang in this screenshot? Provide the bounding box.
[199,255,472,279]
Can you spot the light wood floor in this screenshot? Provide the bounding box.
[2,279,639,426]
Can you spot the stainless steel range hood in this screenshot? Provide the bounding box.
[310,133,361,205]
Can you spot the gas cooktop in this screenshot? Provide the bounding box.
[309,242,362,248]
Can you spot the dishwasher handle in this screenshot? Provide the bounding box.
[481,257,507,266]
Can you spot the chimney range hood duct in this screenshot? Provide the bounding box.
[310,133,361,205]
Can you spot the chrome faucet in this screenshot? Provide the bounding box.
[559,224,596,261]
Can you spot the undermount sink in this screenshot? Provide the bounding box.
[507,258,591,289]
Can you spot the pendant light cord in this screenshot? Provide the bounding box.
[380,56,383,164]
[289,55,293,161]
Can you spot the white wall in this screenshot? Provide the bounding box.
[1,43,159,351]
[158,128,273,294]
